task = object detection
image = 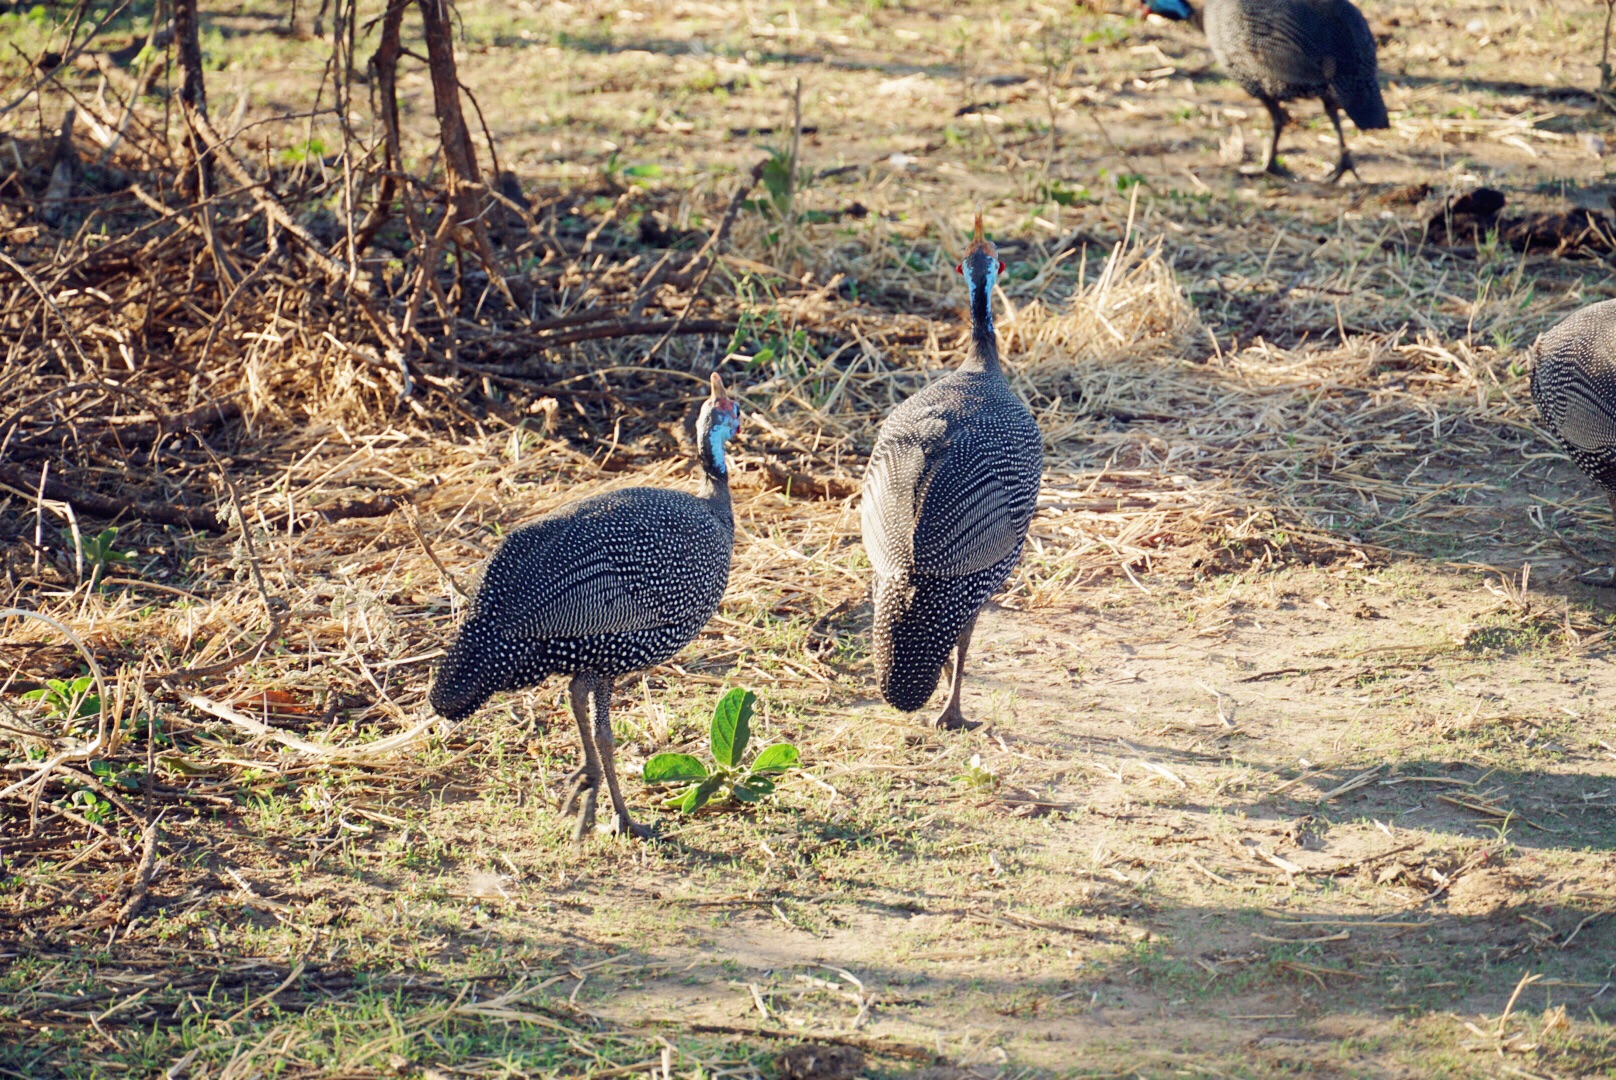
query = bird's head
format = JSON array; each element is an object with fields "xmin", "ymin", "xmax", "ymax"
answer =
[
  {"xmin": 697, "ymin": 372, "xmax": 741, "ymax": 475},
  {"xmin": 956, "ymin": 212, "xmax": 1004, "ymax": 316},
  {"xmin": 1140, "ymin": 0, "xmax": 1195, "ymax": 21}
]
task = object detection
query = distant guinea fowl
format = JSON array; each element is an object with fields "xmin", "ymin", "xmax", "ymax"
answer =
[
  {"xmin": 429, "ymin": 374, "xmax": 741, "ymax": 839},
  {"xmin": 1141, "ymin": 0, "xmax": 1389, "ymax": 182},
  {"xmin": 1530, "ymin": 300, "xmax": 1616, "ymax": 523},
  {"xmin": 861, "ymin": 215, "xmax": 1043, "ymax": 730}
]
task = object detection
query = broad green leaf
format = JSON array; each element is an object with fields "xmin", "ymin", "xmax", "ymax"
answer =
[
  {"xmin": 643, "ymin": 753, "xmax": 709, "ymax": 784},
  {"xmin": 680, "ymin": 774, "xmax": 723, "ymax": 814},
  {"xmin": 709, "ymin": 688, "xmax": 755, "ymax": 769},
  {"xmin": 750, "ymin": 743, "xmax": 798, "ymax": 774},
  {"xmin": 740, "ymin": 775, "xmax": 775, "ymax": 796},
  {"xmin": 731, "ymin": 782, "xmax": 759, "ymax": 804}
]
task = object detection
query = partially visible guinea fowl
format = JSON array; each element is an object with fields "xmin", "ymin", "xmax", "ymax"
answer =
[
  {"xmin": 1530, "ymin": 300, "xmax": 1616, "ymax": 522},
  {"xmin": 1141, "ymin": 0, "xmax": 1389, "ymax": 182},
  {"xmin": 429, "ymin": 374, "xmax": 742, "ymax": 839},
  {"xmin": 861, "ymin": 214, "xmax": 1043, "ymax": 730}
]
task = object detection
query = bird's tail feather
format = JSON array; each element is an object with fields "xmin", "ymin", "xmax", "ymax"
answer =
[
  {"xmin": 872, "ymin": 573, "xmax": 983, "ymax": 714},
  {"xmin": 429, "ymin": 618, "xmax": 497, "ymax": 721},
  {"xmin": 1338, "ymin": 79, "xmax": 1388, "ymax": 130}
]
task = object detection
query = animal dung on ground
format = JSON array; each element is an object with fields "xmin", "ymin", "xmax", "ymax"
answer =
[
  {"xmin": 776, "ymin": 1043, "xmax": 866, "ymax": 1080},
  {"xmin": 1425, "ymin": 188, "xmax": 1616, "ymax": 256}
]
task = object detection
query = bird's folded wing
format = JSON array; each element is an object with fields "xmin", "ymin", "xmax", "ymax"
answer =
[
  {"xmin": 862, "ymin": 416, "xmax": 949, "ymax": 579},
  {"xmin": 910, "ymin": 430, "xmax": 1040, "ymax": 578},
  {"xmin": 483, "ymin": 509, "xmax": 713, "ymax": 639},
  {"xmin": 1560, "ymin": 395, "xmax": 1616, "ymax": 453}
]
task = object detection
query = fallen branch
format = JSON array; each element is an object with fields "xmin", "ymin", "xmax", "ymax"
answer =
[
  {"xmin": 0, "ymin": 462, "xmax": 222, "ymax": 531},
  {"xmin": 113, "ymin": 817, "xmax": 160, "ymax": 928},
  {"xmin": 536, "ymin": 318, "xmax": 732, "ymax": 349},
  {"xmin": 181, "ymin": 693, "xmax": 445, "ymax": 761}
]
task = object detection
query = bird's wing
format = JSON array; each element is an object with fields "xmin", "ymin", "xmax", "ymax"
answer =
[
  {"xmin": 861, "ymin": 412, "xmax": 950, "ymax": 580},
  {"xmin": 1314, "ymin": 0, "xmax": 1379, "ymax": 87},
  {"xmin": 1559, "ymin": 393, "xmax": 1616, "ymax": 454},
  {"xmin": 479, "ymin": 494, "xmax": 722, "ymax": 640},
  {"xmin": 1250, "ymin": 7, "xmax": 1328, "ymax": 86},
  {"xmin": 910, "ymin": 418, "xmax": 1042, "ymax": 578}
]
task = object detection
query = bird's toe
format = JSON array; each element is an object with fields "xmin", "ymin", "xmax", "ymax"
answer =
[
  {"xmin": 560, "ymin": 769, "xmax": 598, "ymax": 817},
  {"xmin": 932, "ymin": 710, "xmax": 982, "ymax": 732},
  {"xmin": 570, "ymin": 787, "xmax": 599, "ymax": 842},
  {"xmin": 606, "ymin": 814, "xmax": 658, "ymax": 840}
]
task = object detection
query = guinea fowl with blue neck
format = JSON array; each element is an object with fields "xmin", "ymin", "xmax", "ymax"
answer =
[
  {"xmin": 429, "ymin": 374, "xmax": 742, "ymax": 840},
  {"xmin": 1141, "ymin": 0, "xmax": 1388, "ymax": 182},
  {"xmin": 861, "ymin": 214, "xmax": 1044, "ymax": 730}
]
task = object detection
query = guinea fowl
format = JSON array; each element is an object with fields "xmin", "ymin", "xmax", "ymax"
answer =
[
  {"xmin": 1530, "ymin": 300, "xmax": 1616, "ymax": 523},
  {"xmin": 1141, "ymin": 0, "xmax": 1389, "ymax": 182},
  {"xmin": 429, "ymin": 374, "xmax": 741, "ymax": 839},
  {"xmin": 861, "ymin": 214, "xmax": 1043, "ymax": 730}
]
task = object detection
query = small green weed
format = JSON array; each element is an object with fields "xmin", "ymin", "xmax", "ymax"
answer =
[
  {"xmin": 280, "ymin": 138, "xmax": 328, "ymax": 165},
  {"xmin": 83, "ymin": 526, "xmax": 136, "ymax": 590},
  {"xmin": 642, "ymin": 688, "xmax": 799, "ymax": 813},
  {"xmin": 22, "ymin": 674, "xmax": 99, "ymax": 725}
]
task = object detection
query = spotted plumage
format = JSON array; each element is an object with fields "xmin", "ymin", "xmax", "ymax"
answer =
[
  {"xmin": 430, "ymin": 374, "xmax": 741, "ymax": 838},
  {"xmin": 861, "ymin": 214, "xmax": 1043, "ymax": 730},
  {"xmin": 1142, "ymin": 0, "xmax": 1388, "ymax": 182},
  {"xmin": 1530, "ymin": 300, "xmax": 1616, "ymax": 520}
]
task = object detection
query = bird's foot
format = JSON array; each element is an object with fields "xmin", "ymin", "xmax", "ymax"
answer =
[
  {"xmin": 1325, "ymin": 155, "xmax": 1361, "ymax": 184},
  {"xmin": 1262, "ymin": 158, "xmax": 1293, "ymax": 179},
  {"xmin": 602, "ymin": 812, "xmax": 657, "ymax": 840},
  {"xmin": 569, "ymin": 785, "xmax": 598, "ymax": 842},
  {"xmin": 559, "ymin": 768, "xmax": 599, "ymax": 816},
  {"xmin": 931, "ymin": 708, "xmax": 982, "ymax": 732}
]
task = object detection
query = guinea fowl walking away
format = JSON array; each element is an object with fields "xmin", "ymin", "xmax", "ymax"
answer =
[
  {"xmin": 429, "ymin": 374, "xmax": 742, "ymax": 839},
  {"xmin": 1530, "ymin": 300, "xmax": 1616, "ymax": 524},
  {"xmin": 1142, "ymin": 0, "xmax": 1388, "ymax": 182},
  {"xmin": 861, "ymin": 214, "xmax": 1043, "ymax": 730}
]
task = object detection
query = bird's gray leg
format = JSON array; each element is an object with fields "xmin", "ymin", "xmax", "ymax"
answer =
[
  {"xmin": 933, "ymin": 613, "xmax": 982, "ymax": 732},
  {"xmin": 1259, "ymin": 97, "xmax": 1290, "ymax": 176},
  {"xmin": 590, "ymin": 677, "xmax": 654, "ymax": 839},
  {"xmin": 562, "ymin": 675, "xmax": 602, "ymax": 840},
  {"xmin": 1322, "ymin": 100, "xmax": 1359, "ymax": 183}
]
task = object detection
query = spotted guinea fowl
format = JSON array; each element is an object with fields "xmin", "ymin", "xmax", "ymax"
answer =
[
  {"xmin": 861, "ymin": 214, "xmax": 1043, "ymax": 730},
  {"xmin": 1530, "ymin": 300, "xmax": 1616, "ymax": 523},
  {"xmin": 429, "ymin": 374, "xmax": 741, "ymax": 839},
  {"xmin": 1141, "ymin": 0, "xmax": 1388, "ymax": 182}
]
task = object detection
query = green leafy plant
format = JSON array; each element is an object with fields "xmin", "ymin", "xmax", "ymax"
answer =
[
  {"xmin": 22, "ymin": 674, "xmax": 100, "ymax": 724},
  {"xmin": 602, "ymin": 149, "xmax": 665, "ymax": 186},
  {"xmin": 89, "ymin": 758, "xmax": 145, "ymax": 791},
  {"xmin": 83, "ymin": 526, "xmax": 136, "ymax": 590},
  {"xmin": 642, "ymin": 688, "xmax": 799, "ymax": 813},
  {"xmin": 747, "ymin": 144, "xmax": 811, "ymax": 223},
  {"xmin": 280, "ymin": 138, "xmax": 327, "ymax": 165},
  {"xmin": 957, "ymin": 753, "xmax": 998, "ymax": 790},
  {"xmin": 56, "ymin": 787, "xmax": 114, "ymax": 825}
]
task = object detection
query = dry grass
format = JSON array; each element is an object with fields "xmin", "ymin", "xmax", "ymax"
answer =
[{"xmin": 4, "ymin": 0, "xmax": 1616, "ymax": 1076}]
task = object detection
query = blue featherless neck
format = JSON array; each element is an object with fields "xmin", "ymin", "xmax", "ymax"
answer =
[{"xmin": 964, "ymin": 269, "xmax": 1001, "ymax": 373}]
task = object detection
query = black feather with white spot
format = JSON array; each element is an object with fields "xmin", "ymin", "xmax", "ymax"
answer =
[{"xmin": 1530, "ymin": 299, "xmax": 1616, "ymax": 514}]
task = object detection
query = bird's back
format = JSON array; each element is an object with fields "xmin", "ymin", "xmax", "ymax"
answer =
[
  {"xmin": 1531, "ymin": 300, "xmax": 1616, "ymax": 492},
  {"xmin": 430, "ymin": 486, "xmax": 733, "ymax": 719},
  {"xmin": 1204, "ymin": 0, "xmax": 1386, "ymax": 127},
  {"xmin": 862, "ymin": 370, "xmax": 1042, "ymax": 711}
]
